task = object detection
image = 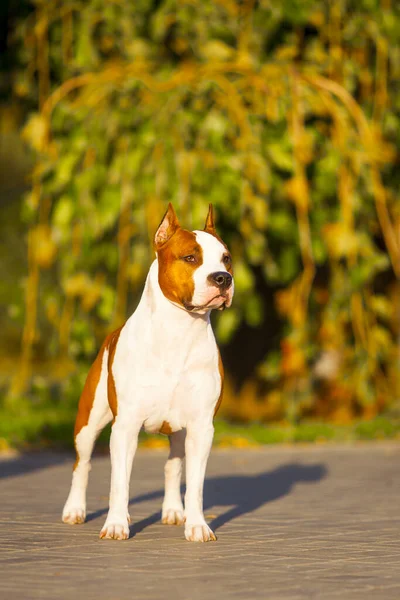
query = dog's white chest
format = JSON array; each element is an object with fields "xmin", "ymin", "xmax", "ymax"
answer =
[{"xmin": 111, "ymin": 275, "xmax": 221, "ymax": 433}]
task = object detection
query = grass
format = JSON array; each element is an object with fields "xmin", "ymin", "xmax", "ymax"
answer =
[
  {"xmin": 1, "ymin": 401, "xmax": 400, "ymax": 453},
  {"xmin": 213, "ymin": 417, "xmax": 400, "ymax": 447}
]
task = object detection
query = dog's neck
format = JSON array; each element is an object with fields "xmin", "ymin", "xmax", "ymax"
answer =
[{"xmin": 137, "ymin": 259, "xmax": 211, "ymax": 330}]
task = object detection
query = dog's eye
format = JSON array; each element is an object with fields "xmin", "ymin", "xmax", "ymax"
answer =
[
  {"xmin": 223, "ymin": 254, "xmax": 231, "ymax": 267},
  {"xmin": 183, "ymin": 255, "xmax": 196, "ymax": 263}
]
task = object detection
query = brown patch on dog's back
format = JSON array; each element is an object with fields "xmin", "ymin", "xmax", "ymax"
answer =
[
  {"xmin": 157, "ymin": 229, "xmax": 203, "ymax": 308},
  {"xmin": 214, "ymin": 349, "xmax": 224, "ymax": 417}
]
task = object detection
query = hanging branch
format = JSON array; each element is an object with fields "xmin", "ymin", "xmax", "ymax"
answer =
[
  {"xmin": 289, "ymin": 69, "xmax": 315, "ymax": 326},
  {"xmin": 303, "ymin": 73, "xmax": 400, "ymax": 278}
]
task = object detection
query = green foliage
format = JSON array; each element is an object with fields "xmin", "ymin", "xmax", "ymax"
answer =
[
  {"xmin": 7, "ymin": 0, "xmax": 400, "ymax": 422},
  {"xmin": 1, "ymin": 394, "xmax": 399, "ymax": 449}
]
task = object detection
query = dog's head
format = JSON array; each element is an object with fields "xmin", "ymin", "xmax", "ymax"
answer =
[{"xmin": 154, "ymin": 204, "xmax": 234, "ymax": 313}]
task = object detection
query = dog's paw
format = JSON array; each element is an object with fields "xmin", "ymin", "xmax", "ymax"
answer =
[
  {"xmin": 62, "ymin": 507, "xmax": 86, "ymax": 525},
  {"xmin": 162, "ymin": 508, "xmax": 185, "ymax": 526},
  {"xmin": 99, "ymin": 520, "xmax": 129, "ymax": 540},
  {"xmin": 185, "ymin": 523, "xmax": 217, "ymax": 542}
]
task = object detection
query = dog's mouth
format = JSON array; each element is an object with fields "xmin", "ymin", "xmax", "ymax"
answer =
[{"xmin": 183, "ymin": 294, "xmax": 228, "ymax": 313}]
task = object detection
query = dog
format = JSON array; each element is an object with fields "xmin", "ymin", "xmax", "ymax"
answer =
[{"xmin": 62, "ymin": 203, "xmax": 234, "ymax": 542}]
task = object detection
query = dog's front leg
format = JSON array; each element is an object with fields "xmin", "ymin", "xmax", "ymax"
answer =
[
  {"xmin": 100, "ymin": 418, "xmax": 141, "ymax": 540},
  {"xmin": 184, "ymin": 422, "xmax": 216, "ymax": 542}
]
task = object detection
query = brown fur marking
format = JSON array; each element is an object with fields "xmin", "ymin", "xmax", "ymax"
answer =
[
  {"xmin": 107, "ymin": 327, "xmax": 123, "ymax": 419},
  {"xmin": 157, "ymin": 229, "xmax": 203, "ymax": 308},
  {"xmin": 73, "ymin": 327, "xmax": 122, "ymax": 470},
  {"xmin": 159, "ymin": 420, "xmax": 173, "ymax": 435},
  {"xmin": 214, "ymin": 348, "xmax": 224, "ymax": 417},
  {"xmin": 74, "ymin": 338, "xmax": 109, "ymax": 439}
]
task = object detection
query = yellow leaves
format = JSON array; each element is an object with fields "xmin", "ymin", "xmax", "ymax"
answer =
[
  {"xmin": 275, "ymin": 46, "xmax": 298, "ymax": 61},
  {"xmin": 368, "ymin": 124, "xmax": 396, "ymax": 165},
  {"xmin": 252, "ymin": 196, "xmax": 268, "ymax": 229},
  {"xmin": 281, "ymin": 340, "xmax": 306, "ymax": 377},
  {"xmin": 0, "ymin": 437, "xmax": 15, "ymax": 455},
  {"xmin": 31, "ymin": 224, "xmax": 57, "ymax": 268},
  {"xmin": 63, "ymin": 273, "xmax": 105, "ymax": 311},
  {"xmin": 212, "ymin": 0, "xmax": 239, "ymax": 17},
  {"xmin": 99, "ymin": 35, "xmax": 115, "ymax": 53},
  {"xmin": 176, "ymin": 149, "xmax": 196, "ymax": 175},
  {"xmin": 275, "ymin": 266, "xmax": 315, "ymax": 330},
  {"xmin": 285, "ymin": 175, "xmax": 309, "ymax": 210},
  {"xmin": 63, "ymin": 273, "xmax": 88, "ymax": 297},
  {"xmin": 218, "ymin": 376, "xmax": 284, "ymax": 423},
  {"xmin": 319, "ymin": 320, "xmax": 343, "ymax": 347},
  {"xmin": 323, "ymin": 222, "xmax": 358, "ymax": 259},
  {"xmin": 275, "ymin": 282, "xmax": 304, "ymax": 327},
  {"xmin": 217, "ymin": 435, "xmax": 257, "ymax": 449},
  {"xmin": 14, "ymin": 76, "xmax": 30, "ymax": 98},
  {"xmin": 275, "ymin": 287, "xmax": 291, "ymax": 317},
  {"xmin": 127, "ymin": 263, "xmax": 146, "ymax": 286},
  {"xmin": 261, "ymin": 64, "xmax": 283, "ymax": 80},
  {"xmin": 296, "ymin": 131, "xmax": 315, "ymax": 165},
  {"xmin": 34, "ymin": 13, "xmax": 48, "ymax": 38},
  {"xmin": 52, "ymin": 196, "xmax": 74, "ymax": 234},
  {"xmin": 171, "ymin": 37, "xmax": 190, "ymax": 56},
  {"xmin": 145, "ymin": 195, "xmax": 164, "ymax": 240},
  {"xmin": 239, "ymin": 212, "xmax": 251, "ymax": 241},
  {"xmin": 24, "ymin": 190, "xmax": 40, "ymax": 212},
  {"xmin": 81, "ymin": 275, "xmax": 105, "ymax": 312},
  {"xmin": 21, "ymin": 113, "xmax": 49, "ymax": 153},
  {"xmin": 243, "ymin": 153, "xmax": 270, "ymax": 195},
  {"xmin": 241, "ymin": 181, "xmax": 269, "ymax": 230},
  {"xmin": 200, "ymin": 40, "xmax": 235, "ymax": 62},
  {"xmin": 45, "ymin": 297, "xmax": 59, "ymax": 327},
  {"xmin": 330, "ymin": 405, "xmax": 354, "ymax": 426},
  {"xmin": 308, "ymin": 10, "xmax": 325, "ymax": 27},
  {"xmin": 198, "ymin": 150, "xmax": 216, "ymax": 169},
  {"xmin": 265, "ymin": 94, "xmax": 280, "ymax": 123},
  {"xmin": 235, "ymin": 50, "xmax": 254, "ymax": 69},
  {"xmin": 369, "ymin": 295, "xmax": 393, "ymax": 321}
]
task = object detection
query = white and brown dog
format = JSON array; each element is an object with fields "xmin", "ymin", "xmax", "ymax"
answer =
[{"xmin": 62, "ymin": 204, "xmax": 234, "ymax": 542}]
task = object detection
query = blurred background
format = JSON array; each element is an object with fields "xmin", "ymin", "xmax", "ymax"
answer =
[{"xmin": 0, "ymin": 0, "xmax": 399, "ymax": 449}]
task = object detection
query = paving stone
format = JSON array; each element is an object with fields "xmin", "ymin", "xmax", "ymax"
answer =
[{"xmin": 0, "ymin": 444, "xmax": 399, "ymax": 599}]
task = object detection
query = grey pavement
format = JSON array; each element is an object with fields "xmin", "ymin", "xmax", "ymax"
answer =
[{"xmin": 0, "ymin": 444, "xmax": 399, "ymax": 600}]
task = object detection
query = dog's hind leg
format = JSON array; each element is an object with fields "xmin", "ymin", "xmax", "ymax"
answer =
[
  {"xmin": 62, "ymin": 340, "xmax": 112, "ymax": 525},
  {"xmin": 162, "ymin": 429, "xmax": 186, "ymax": 525}
]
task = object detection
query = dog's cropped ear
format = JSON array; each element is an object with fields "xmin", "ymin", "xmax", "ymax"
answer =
[
  {"xmin": 204, "ymin": 204, "xmax": 216, "ymax": 235},
  {"xmin": 154, "ymin": 203, "xmax": 180, "ymax": 249}
]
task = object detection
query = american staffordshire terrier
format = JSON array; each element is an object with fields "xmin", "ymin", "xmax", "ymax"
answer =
[{"xmin": 62, "ymin": 204, "xmax": 234, "ymax": 542}]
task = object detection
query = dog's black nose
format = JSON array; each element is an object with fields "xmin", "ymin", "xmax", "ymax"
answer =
[{"xmin": 208, "ymin": 271, "xmax": 232, "ymax": 290}]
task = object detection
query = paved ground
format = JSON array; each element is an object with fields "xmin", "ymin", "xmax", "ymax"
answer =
[{"xmin": 0, "ymin": 444, "xmax": 399, "ymax": 600}]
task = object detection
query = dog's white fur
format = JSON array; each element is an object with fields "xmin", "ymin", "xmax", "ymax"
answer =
[{"xmin": 62, "ymin": 222, "xmax": 233, "ymax": 542}]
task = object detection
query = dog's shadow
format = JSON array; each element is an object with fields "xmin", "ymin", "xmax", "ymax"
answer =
[{"xmin": 87, "ymin": 462, "xmax": 327, "ymax": 537}]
